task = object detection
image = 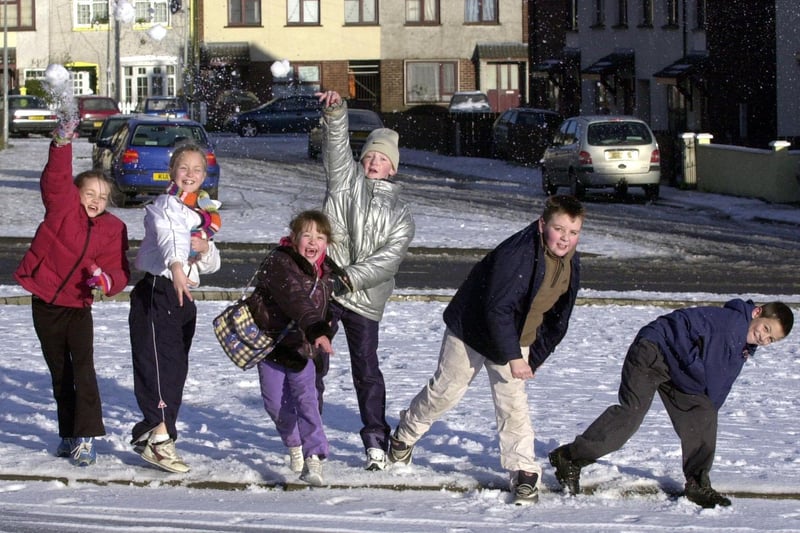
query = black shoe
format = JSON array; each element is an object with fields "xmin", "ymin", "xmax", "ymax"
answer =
[
  {"xmin": 684, "ymin": 479, "xmax": 731, "ymax": 508},
  {"xmin": 512, "ymin": 471, "xmax": 539, "ymax": 505},
  {"xmin": 548, "ymin": 445, "xmax": 582, "ymax": 495}
]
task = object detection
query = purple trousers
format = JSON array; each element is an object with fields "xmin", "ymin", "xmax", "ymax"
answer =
[{"xmin": 258, "ymin": 358, "xmax": 328, "ymax": 459}]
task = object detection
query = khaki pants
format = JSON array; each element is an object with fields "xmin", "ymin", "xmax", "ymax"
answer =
[{"xmin": 396, "ymin": 328, "xmax": 540, "ymax": 477}]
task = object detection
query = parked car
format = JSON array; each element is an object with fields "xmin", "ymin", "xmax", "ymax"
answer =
[
  {"xmin": 6, "ymin": 95, "xmax": 58, "ymax": 136},
  {"xmin": 307, "ymin": 108, "xmax": 384, "ymax": 159},
  {"xmin": 224, "ymin": 95, "xmax": 323, "ymax": 137},
  {"xmin": 136, "ymin": 96, "xmax": 189, "ymax": 119},
  {"xmin": 74, "ymin": 95, "xmax": 120, "ymax": 138},
  {"xmin": 491, "ymin": 107, "xmax": 562, "ymax": 164},
  {"xmin": 448, "ymin": 91, "xmax": 491, "ymax": 113},
  {"xmin": 206, "ymin": 90, "xmax": 260, "ymax": 131},
  {"xmin": 90, "ymin": 114, "xmax": 134, "ymax": 169},
  {"xmin": 540, "ymin": 115, "xmax": 661, "ymax": 201},
  {"xmin": 102, "ymin": 116, "xmax": 219, "ymax": 207}
]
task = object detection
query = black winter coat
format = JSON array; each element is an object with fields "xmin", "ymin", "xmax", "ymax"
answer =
[
  {"xmin": 443, "ymin": 221, "xmax": 580, "ymax": 369},
  {"xmin": 247, "ymin": 246, "xmax": 337, "ymax": 371}
]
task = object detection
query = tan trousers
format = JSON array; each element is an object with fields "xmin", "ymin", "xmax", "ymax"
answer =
[{"xmin": 396, "ymin": 328, "xmax": 540, "ymax": 477}]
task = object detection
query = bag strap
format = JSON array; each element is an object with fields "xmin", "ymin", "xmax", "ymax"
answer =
[{"xmin": 238, "ymin": 249, "xmax": 273, "ymax": 300}]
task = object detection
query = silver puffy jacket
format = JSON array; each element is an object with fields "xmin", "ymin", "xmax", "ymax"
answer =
[{"xmin": 321, "ymin": 102, "xmax": 415, "ymax": 321}]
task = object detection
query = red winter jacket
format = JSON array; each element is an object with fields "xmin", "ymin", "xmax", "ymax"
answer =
[{"xmin": 14, "ymin": 142, "xmax": 130, "ymax": 308}]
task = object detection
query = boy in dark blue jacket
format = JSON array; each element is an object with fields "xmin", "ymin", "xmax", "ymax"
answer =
[
  {"xmin": 389, "ymin": 195, "xmax": 585, "ymax": 505},
  {"xmin": 549, "ymin": 299, "xmax": 793, "ymax": 508}
]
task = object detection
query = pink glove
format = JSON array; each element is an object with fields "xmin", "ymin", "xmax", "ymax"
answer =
[
  {"xmin": 86, "ymin": 264, "xmax": 111, "ymax": 295},
  {"xmin": 53, "ymin": 116, "xmax": 79, "ymax": 145}
]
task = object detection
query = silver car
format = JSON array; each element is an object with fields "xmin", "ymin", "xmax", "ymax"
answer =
[
  {"xmin": 7, "ymin": 95, "xmax": 58, "ymax": 136},
  {"xmin": 540, "ymin": 115, "xmax": 661, "ymax": 200}
]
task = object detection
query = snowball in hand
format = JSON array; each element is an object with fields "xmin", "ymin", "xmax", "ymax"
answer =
[{"xmin": 270, "ymin": 59, "xmax": 291, "ymax": 78}]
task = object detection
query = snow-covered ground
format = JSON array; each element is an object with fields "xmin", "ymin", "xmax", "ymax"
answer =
[{"xmin": 0, "ymin": 137, "xmax": 799, "ymax": 532}]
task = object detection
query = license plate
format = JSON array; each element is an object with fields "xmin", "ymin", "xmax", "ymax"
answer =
[
  {"xmin": 605, "ymin": 150, "xmax": 637, "ymax": 160},
  {"xmin": 93, "ymin": 121, "xmax": 103, "ymax": 127},
  {"xmin": 153, "ymin": 172, "xmax": 170, "ymax": 181},
  {"xmin": 29, "ymin": 116, "xmax": 44, "ymax": 120}
]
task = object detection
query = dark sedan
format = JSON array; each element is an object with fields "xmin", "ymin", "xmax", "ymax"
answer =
[
  {"xmin": 307, "ymin": 108, "xmax": 384, "ymax": 159},
  {"xmin": 491, "ymin": 107, "xmax": 562, "ymax": 164},
  {"xmin": 224, "ymin": 95, "xmax": 322, "ymax": 137}
]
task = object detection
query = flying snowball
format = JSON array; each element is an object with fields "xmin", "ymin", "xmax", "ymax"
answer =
[
  {"xmin": 146, "ymin": 23, "xmax": 167, "ymax": 41},
  {"xmin": 114, "ymin": 1, "xmax": 136, "ymax": 24},
  {"xmin": 44, "ymin": 64, "xmax": 70, "ymax": 91},
  {"xmin": 270, "ymin": 59, "xmax": 291, "ymax": 78}
]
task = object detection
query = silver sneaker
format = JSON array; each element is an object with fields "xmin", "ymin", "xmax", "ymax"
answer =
[
  {"xmin": 141, "ymin": 438, "xmax": 190, "ymax": 474},
  {"xmin": 288, "ymin": 446, "xmax": 304, "ymax": 473},
  {"xmin": 511, "ymin": 471, "xmax": 540, "ymax": 505},
  {"xmin": 301, "ymin": 455, "xmax": 324, "ymax": 486},
  {"xmin": 365, "ymin": 447, "xmax": 387, "ymax": 471}
]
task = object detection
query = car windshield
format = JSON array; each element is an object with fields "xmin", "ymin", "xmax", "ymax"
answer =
[
  {"xmin": 146, "ymin": 99, "xmax": 185, "ymax": 112},
  {"xmin": 84, "ymin": 99, "xmax": 117, "ymax": 111},
  {"xmin": 131, "ymin": 124, "xmax": 205, "ymax": 147},
  {"xmin": 349, "ymin": 112, "xmax": 382, "ymax": 128},
  {"xmin": 587, "ymin": 122, "xmax": 653, "ymax": 146}
]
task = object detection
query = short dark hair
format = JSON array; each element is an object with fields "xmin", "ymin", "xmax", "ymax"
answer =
[
  {"xmin": 542, "ymin": 195, "xmax": 586, "ymax": 223},
  {"xmin": 760, "ymin": 302, "xmax": 794, "ymax": 337},
  {"xmin": 290, "ymin": 210, "xmax": 333, "ymax": 242}
]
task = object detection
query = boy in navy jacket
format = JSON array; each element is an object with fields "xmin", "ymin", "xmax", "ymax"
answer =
[
  {"xmin": 389, "ymin": 195, "xmax": 585, "ymax": 505},
  {"xmin": 549, "ymin": 299, "xmax": 793, "ymax": 508}
]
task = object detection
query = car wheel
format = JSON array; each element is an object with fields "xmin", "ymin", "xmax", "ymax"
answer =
[
  {"xmin": 569, "ymin": 171, "xmax": 585, "ymax": 199},
  {"xmin": 541, "ymin": 168, "xmax": 558, "ymax": 196},
  {"xmin": 643, "ymin": 184, "xmax": 660, "ymax": 202},
  {"xmin": 239, "ymin": 121, "xmax": 259, "ymax": 137}
]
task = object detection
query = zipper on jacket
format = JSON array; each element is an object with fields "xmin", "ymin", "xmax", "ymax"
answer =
[{"xmin": 50, "ymin": 219, "xmax": 94, "ymax": 304}]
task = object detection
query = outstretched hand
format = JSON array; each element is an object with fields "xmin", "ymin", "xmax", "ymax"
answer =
[{"xmin": 316, "ymin": 90, "xmax": 342, "ymax": 108}]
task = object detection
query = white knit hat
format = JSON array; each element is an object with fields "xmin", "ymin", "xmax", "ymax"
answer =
[{"xmin": 360, "ymin": 128, "xmax": 400, "ymax": 170}]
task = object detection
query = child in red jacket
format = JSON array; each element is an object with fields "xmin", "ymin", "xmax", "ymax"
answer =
[{"xmin": 14, "ymin": 117, "xmax": 130, "ymax": 467}]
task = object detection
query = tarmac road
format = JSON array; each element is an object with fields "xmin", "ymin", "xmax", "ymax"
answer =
[{"xmin": 1, "ymin": 237, "xmax": 796, "ymax": 296}]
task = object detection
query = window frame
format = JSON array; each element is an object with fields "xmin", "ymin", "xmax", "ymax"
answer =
[
  {"xmin": 615, "ymin": 0, "xmax": 628, "ymax": 27},
  {"xmin": 287, "ymin": 0, "xmax": 320, "ymax": 25},
  {"xmin": 464, "ymin": 0, "xmax": 498, "ymax": 24},
  {"xmin": 592, "ymin": 0, "xmax": 605, "ymax": 28},
  {"xmin": 344, "ymin": 0, "xmax": 378, "ymax": 25},
  {"xmin": 405, "ymin": 60, "xmax": 457, "ymax": 104},
  {"xmin": 405, "ymin": 0, "xmax": 440, "ymax": 25},
  {"xmin": 228, "ymin": 0, "xmax": 262, "ymax": 26},
  {"xmin": 566, "ymin": 0, "xmax": 578, "ymax": 31},
  {"xmin": 74, "ymin": 0, "xmax": 109, "ymax": 27},
  {"xmin": 639, "ymin": 0, "xmax": 653, "ymax": 27},
  {"xmin": 664, "ymin": 0, "xmax": 678, "ymax": 27}
]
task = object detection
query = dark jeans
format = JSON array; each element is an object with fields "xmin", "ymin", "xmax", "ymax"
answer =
[
  {"xmin": 128, "ymin": 274, "xmax": 196, "ymax": 442},
  {"xmin": 32, "ymin": 297, "xmax": 105, "ymax": 438},
  {"xmin": 316, "ymin": 301, "xmax": 390, "ymax": 452},
  {"xmin": 569, "ymin": 339, "xmax": 718, "ymax": 484}
]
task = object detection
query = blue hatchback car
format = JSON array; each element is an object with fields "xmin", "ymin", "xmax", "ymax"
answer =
[{"xmin": 103, "ymin": 116, "xmax": 220, "ymax": 207}]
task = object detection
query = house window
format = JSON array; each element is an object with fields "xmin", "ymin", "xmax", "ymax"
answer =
[
  {"xmin": 288, "ymin": 0, "xmax": 320, "ymax": 24},
  {"xmin": 133, "ymin": 1, "xmax": 169, "ymax": 25},
  {"xmin": 695, "ymin": 0, "xmax": 706, "ymax": 29},
  {"xmin": 75, "ymin": 0, "xmax": 109, "ymax": 26},
  {"xmin": 665, "ymin": 0, "xmax": 678, "ymax": 26},
  {"xmin": 593, "ymin": 0, "xmax": 605, "ymax": 27},
  {"xmin": 124, "ymin": 64, "xmax": 177, "ymax": 103},
  {"xmin": 229, "ymin": 0, "xmax": 261, "ymax": 25},
  {"xmin": 406, "ymin": 0, "xmax": 439, "ymax": 24},
  {"xmin": 616, "ymin": 0, "xmax": 628, "ymax": 26},
  {"xmin": 566, "ymin": 0, "xmax": 578, "ymax": 31},
  {"xmin": 344, "ymin": 0, "xmax": 377, "ymax": 24},
  {"xmin": 464, "ymin": 0, "xmax": 497, "ymax": 23},
  {"xmin": 2, "ymin": 0, "xmax": 34, "ymax": 29},
  {"xmin": 640, "ymin": 0, "xmax": 652, "ymax": 26},
  {"xmin": 405, "ymin": 61, "xmax": 456, "ymax": 103}
]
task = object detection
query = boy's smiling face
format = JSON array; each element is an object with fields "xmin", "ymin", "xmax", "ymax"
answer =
[
  {"xmin": 170, "ymin": 151, "xmax": 207, "ymax": 194},
  {"xmin": 540, "ymin": 212, "xmax": 583, "ymax": 257},
  {"xmin": 747, "ymin": 307, "xmax": 786, "ymax": 346}
]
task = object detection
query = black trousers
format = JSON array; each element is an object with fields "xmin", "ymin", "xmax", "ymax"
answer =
[
  {"xmin": 129, "ymin": 274, "xmax": 196, "ymax": 442},
  {"xmin": 316, "ymin": 301, "xmax": 390, "ymax": 452},
  {"xmin": 32, "ymin": 297, "xmax": 105, "ymax": 438},
  {"xmin": 569, "ymin": 339, "xmax": 718, "ymax": 485}
]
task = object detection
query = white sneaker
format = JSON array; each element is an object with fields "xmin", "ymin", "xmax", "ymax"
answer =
[
  {"xmin": 365, "ymin": 447, "xmax": 387, "ymax": 471},
  {"xmin": 301, "ymin": 455, "xmax": 324, "ymax": 486},
  {"xmin": 288, "ymin": 446, "xmax": 304, "ymax": 473},
  {"xmin": 141, "ymin": 438, "xmax": 190, "ymax": 474}
]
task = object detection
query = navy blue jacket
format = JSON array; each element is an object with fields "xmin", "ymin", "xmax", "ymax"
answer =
[
  {"xmin": 443, "ymin": 221, "xmax": 580, "ymax": 369},
  {"xmin": 637, "ymin": 298, "xmax": 756, "ymax": 409}
]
